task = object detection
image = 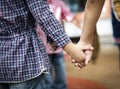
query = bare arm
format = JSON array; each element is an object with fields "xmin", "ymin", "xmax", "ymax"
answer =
[
  {"xmin": 72, "ymin": 0, "xmax": 105, "ymax": 66},
  {"xmin": 63, "ymin": 0, "xmax": 105, "ymax": 67},
  {"xmin": 80, "ymin": 0, "xmax": 105, "ymax": 45}
]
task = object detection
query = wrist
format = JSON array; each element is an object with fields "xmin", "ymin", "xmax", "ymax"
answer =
[
  {"xmin": 62, "ymin": 41, "xmax": 74, "ymax": 52},
  {"xmin": 79, "ymin": 37, "xmax": 93, "ymax": 45},
  {"xmin": 80, "ymin": 31, "xmax": 95, "ymax": 45},
  {"xmin": 62, "ymin": 41, "xmax": 76, "ymax": 57}
]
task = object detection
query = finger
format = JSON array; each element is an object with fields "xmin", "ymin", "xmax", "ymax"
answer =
[
  {"xmin": 74, "ymin": 63, "xmax": 78, "ymax": 67},
  {"xmin": 71, "ymin": 59, "xmax": 76, "ymax": 63},
  {"xmin": 85, "ymin": 51, "xmax": 92, "ymax": 65},
  {"xmin": 80, "ymin": 45, "xmax": 94, "ymax": 51},
  {"xmin": 76, "ymin": 60, "xmax": 86, "ymax": 66},
  {"xmin": 84, "ymin": 45, "xmax": 94, "ymax": 51},
  {"xmin": 75, "ymin": 57, "xmax": 86, "ymax": 63},
  {"xmin": 86, "ymin": 56, "xmax": 92, "ymax": 65},
  {"xmin": 79, "ymin": 62, "xmax": 86, "ymax": 66},
  {"xmin": 77, "ymin": 63, "xmax": 85, "ymax": 68}
]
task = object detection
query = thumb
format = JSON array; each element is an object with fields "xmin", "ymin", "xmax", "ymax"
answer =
[
  {"xmin": 85, "ymin": 51, "xmax": 92, "ymax": 65},
  {"xmin": 81, "ymin": 45, "xmax": 94, "ymax": 51}
]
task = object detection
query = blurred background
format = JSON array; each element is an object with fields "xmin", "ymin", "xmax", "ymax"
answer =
[{"xmin": 62, "ymin": 0, "xmax": 120, "ymax": 89}]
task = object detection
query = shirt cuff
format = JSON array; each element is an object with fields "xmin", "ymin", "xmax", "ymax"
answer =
[{"xmin": 54, "ymin": 33, "xmax": 71, "ymax": 48}]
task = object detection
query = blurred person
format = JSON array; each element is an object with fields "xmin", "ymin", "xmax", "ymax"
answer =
[
  {"xmin": 0, "ymin": 0, "xmax": 93, "ymax": 89},
  {"xmin": 111, "ymin": 11, "xmax": 120, "ymax": 68},
  {"xmin": 112, "ymin": 0, "xmax": 120, "ymax": 68},
  {"xmin": 37, "ymin": 0, "xmax": 82, "ymax": 89},
  {"xmin": 112, "ymin": 0, "xmax": 120, "ymax": 21}
]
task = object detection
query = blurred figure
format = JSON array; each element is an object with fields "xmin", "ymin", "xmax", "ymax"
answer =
[
  {"xmin": 37, "ymin": 0, "xmax": 81, "ymax": 89},
  {"xmin": 112, "ymin": 0, "xmax": 120, "ymax": 21},
  {"xmin": 112, "ymin": 0, "xmax": 120, "ymax": 68}
]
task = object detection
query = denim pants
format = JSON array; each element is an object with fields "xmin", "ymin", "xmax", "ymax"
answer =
[
  {"xmin": 45, "ymin": 52, "xmax": 67, "ymax": 89},
  {"xmin": 0, "ymin": 74, "xmax": 45, "ymax": 89}
]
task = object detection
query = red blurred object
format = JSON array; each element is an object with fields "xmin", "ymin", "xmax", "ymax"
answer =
[{"xmin": 67, "ymin": 76, "xmax": 108, "ymax": 89}]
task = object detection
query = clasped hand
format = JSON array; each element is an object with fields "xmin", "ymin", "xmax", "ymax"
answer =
[{"xmin": 68, "ymin": 42, "xmax": 93, "ymax": 70}]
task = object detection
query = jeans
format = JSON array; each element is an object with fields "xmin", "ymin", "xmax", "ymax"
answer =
[
  {"xmin": 45, "ymin": 52, "xmax": 67, "ymax": 89},
  {"xmin": 0, "ymin": 74, "xmax": 45, "ymax": 89}
]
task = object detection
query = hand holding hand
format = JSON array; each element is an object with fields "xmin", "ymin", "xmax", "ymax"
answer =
[
  {"xmin": 63, "ymin": 41, "xmax": 93, "ymax": 70},
  {"xmin": 71, "ymin": 49, "xmax": 93, "ymax": 70},
  {"xmin": 71, "ymin": 42, "xmax": 93, "ymax": 70}
]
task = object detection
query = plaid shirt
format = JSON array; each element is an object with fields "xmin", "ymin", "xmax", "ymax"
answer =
[
  {"xmin": 37, "ymin": 0, "xmax": 74, "ymax": 54},
  {"xmin": 0, "ymin": 0, "xmax": 70, "ymax": 83}
]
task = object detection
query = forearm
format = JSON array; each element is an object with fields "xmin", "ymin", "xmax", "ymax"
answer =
[
  {"xmin": 62, "ymin": 41, "xmax": 75, "ymax": 57},
  {"xmin": 80, "ymin": 0, "xmax": 105, "ymax": 45}
]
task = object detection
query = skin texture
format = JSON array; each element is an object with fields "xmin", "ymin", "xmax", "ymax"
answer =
[{"xmin": 63, "ymin": 0, "xmax": 105, "ymax": 69}]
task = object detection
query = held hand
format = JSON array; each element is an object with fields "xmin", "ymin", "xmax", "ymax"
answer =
[
  {"xmin": 63, "ymin": 41, "xmax": 93, "ymax": 70},
  {"xmin": 63, "ymin": 42, "xmax": 91, "ymax": 63},
  {"xmin": 71, "ymin": 43, "xmax": 93, "ymax": 70},
  {"xmin": 69, "ymin": 42, "xmax": 93, "ymax": 63},
  {"xmin": 78, "ymin": 41, "xmax": 93, "ymax": 64},
  {"xmin": 71, "ymin": 50, "xmax": 93, "ymax": 70},
  {"xmin": 71, "ymin": 59, "xmax": 86, "ymax": 70},
  {"xmin": 85, "ymin": 50, "xmax": 93, "ymax": 65}
]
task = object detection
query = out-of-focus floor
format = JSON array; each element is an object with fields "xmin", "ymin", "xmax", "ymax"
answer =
[{"xmin": 65, "ymin": 35, "xmax": 120, "ymax": 89}]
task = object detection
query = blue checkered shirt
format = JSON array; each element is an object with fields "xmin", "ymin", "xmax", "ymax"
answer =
[{"xmin": 0, "ymin": 0, "xmax": 70, "ymax": 83}]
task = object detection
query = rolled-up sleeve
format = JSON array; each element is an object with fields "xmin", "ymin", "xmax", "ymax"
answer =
[{"xmin": 25, "ymin": 0, "xmax": 71, "ymax": 48}]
